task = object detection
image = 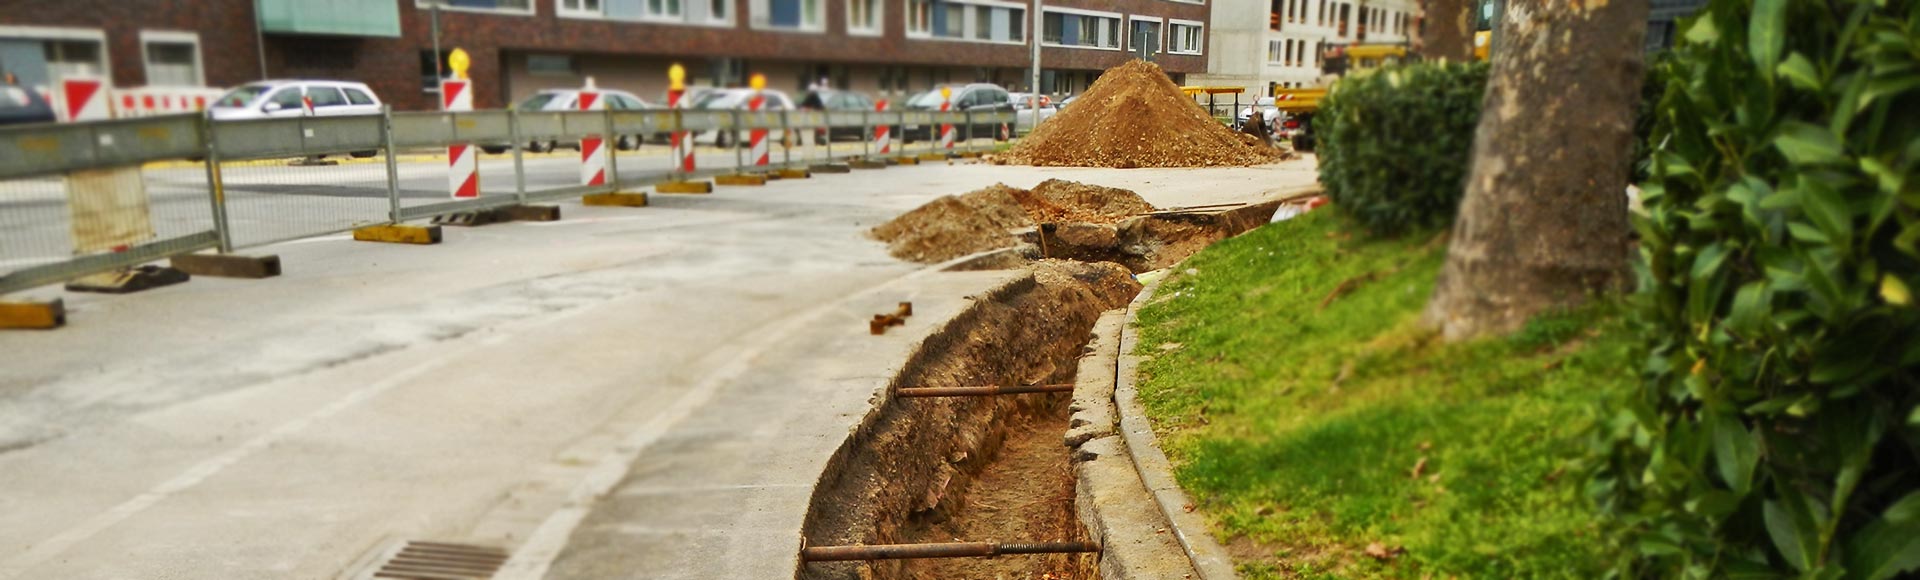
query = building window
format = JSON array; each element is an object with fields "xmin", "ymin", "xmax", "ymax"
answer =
[
  {"xmin": 908, "ymin": 0, "xmax": 932, "ymax": 35},
  {"xmin": 1317, "ymin": 0, "xmax": 1327, "ymax": 25},
  {"xmin": 1041, "ymin": 10, "xmax": 1120, "ymax": 49},
  {"xmin": 849, "ymin": 0, "xmax": 881, "ymax": 34},
  {"xmin": 754, "ymin": 0, "xmax": 824, "ymax": 30},
  {"xmin": 139, "ymin": 32, "xmax": 203, "ymax": 86},
  {"xmin": 44, "ymin": 39, "xmax": 105, "ymax": 81},
  {"xmin": 1127, "ymin": 17, "xmax": 1162, "ymax": 53},
  {"xmin": 647, "ymin": 0, "xmax": 683, "ymax": 17},
  {"xmin": 527, "ymin": 54, "xmax": 574, "ymax": 76},
  {"xmin": 1266, "ymin": 40, "xmax": 1284, "ymax": 64},
  {"xmin": 1168, "ymin": 21, "xmax": 1201, "ymax": 55},
  {"xmin": 559, "ymin": 0, "xmax": 602, "ymax": 16},
  {"xmin": 418, "ymin": 0, "xmax": 534, "ymax": 13},
  {"xmin": 935, "ymin": 3, "xmax": 964, "ymax": 37},
  {"xmin": 973, "ymin": 5, "xmax": 992, "ymax": 40},
  {"xmin": 1006, "ymin": 8, "xmax": 1023, "ymax": 41}
]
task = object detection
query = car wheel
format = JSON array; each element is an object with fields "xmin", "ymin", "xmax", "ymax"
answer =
[
  {"xmin": 350, "ymin": 150, "xmax": 377, "ymax": 159},
  {"xmin": 615, "ymin": 135, "xmax": 639, "ymax": 151},
  {"xmin": 716, "ymin": 131, "xmax": 733, "ymax": 148},
  {"xmin": 480, "ymin": 145, "xmax": 509, "ymax": 155},
  {"xmin": 527, "ymin": 140, "xmax": 553, "ymax": 153}
]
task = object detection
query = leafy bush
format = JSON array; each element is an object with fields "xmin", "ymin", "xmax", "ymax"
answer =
[
  {"xmin": 1317, "ymin": 61, "xmax": 1488, "ymax": 235},
  {"xmin": 1592, "ymin": 0, "xmax": 1920, "ymax": 577}
]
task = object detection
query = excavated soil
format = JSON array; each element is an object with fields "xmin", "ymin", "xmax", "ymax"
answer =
[
  {"xmin": 798, "ymin": 261, "xmax": 1142, "ymax": 580},
  {"xmin": 870, "ymin": 180, "xmax": 1154, "ymax": 264},
  {"xmin": 998, "ymin": 60, "xmax": 1284, "ymax": 168}
]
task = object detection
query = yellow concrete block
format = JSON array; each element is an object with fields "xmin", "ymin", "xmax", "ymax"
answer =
[
  {"xmin": 582, "ymin": 192, "xmax": 651, "ymax": 207},
  {"xmin": 776, "ymin": 168, "xmax": 812, "ymax": 179},
  {"xmin": 656, "ymin": 180, "xmax": 715, "ymax": 194},
  {"xmin": 0, "ymin": 299, "xmax": 65, "ymax": 330},
  {"xmin": 895, "ymin": 156, "xmax": 921, "ymax": 165},
  {"xmin": 918, "ymin": 152, "xmax": 951, "ymax": 161},
  {"xmin": 714, "ymin": 174, "xmax": 769, "ymax": 186},
  {"xmin": 353, "ymin": 224, "xmax": 442, "ymax": 245}
]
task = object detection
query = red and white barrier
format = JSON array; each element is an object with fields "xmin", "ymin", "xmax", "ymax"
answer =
[
  {"xmin": 443, "ymin": 78, "xmax": 478, "ymax": 199},
  {"xmin": 113, "ymin": 87, "xmax": 225, "ymax": 118},
  {"xmin": 873, "ymin": 100, "xmax": 890, "ymax": 155},
  {"xmin": 669, "ymin": 89, "xmax": 693, "ymax": 175},
  {"xmin": 748, "ymin": 91, "xmax": 769, "ymax": 168},
  {"xmin": 578, "ymin": 81, "xmax": 607, "ymax": 186},
  {"xmin": 939, "ymin": 99, "xmax": 955, "ymax": 151},
  {"xmin": 57, "ymin": 78, "xmax": 110, "ymax": 123}
]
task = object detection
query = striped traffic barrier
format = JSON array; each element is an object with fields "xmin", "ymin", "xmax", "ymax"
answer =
[
  {"xmin": 749, "ymin": 75, "xmax": 770, "ymax": 169},
  {"xmin": 939, "ymin": 86, "xmax": 955, "ymax": 153},
  {"xmin": 578, "ymin": 78, "xmax": 607, "ymax": 187},
  {"xmin": 656, "ymin": 63, "xmax": 712, "ymax": 194},
  {"xmin": 443, "ymin": 76, "xmax": 476, "ymax": 199},
  {"xmin": 873, "ymin": 100, "xmax": 890, "ymax": 155}
]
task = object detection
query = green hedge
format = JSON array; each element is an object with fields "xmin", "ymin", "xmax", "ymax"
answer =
[
  {"xmin": 1593, "ymin": 0, "xmax": 1920, "ymax": 576},
  {"xmin": 1317, "ymin": 61, "xmax": 1489, "ymax": 235}
]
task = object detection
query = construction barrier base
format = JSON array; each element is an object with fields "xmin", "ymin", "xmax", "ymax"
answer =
[
  {"xmin": 65, "ymin": 265, "xmax": 191, "ymax": 294},
  {"xmin": 353, "ymin": 224, "xmax": 443, "ymax": 245},
  {"xmin": 777, "ymin": 168, "xmax": 813, "ymax": 179},
  {"xmin": 656, "ymin": 180, "xmax": 714, "ymax": 194},
  {"xmin": 714, "ymin": 174, "xmax": 769, "ymax": 186},
  {"xmin": 0, "ymin": 299, "xmax": 65, "ymax": 330},
  {"xmin": 918, "ymin": 153, "xmax": 951, "ymax": 161},
  {"xmin": 169, "ymin": 253, "xmax": 282, "ymax": 279},
  {"xmin": 582, "ymin": 192, "xmax": 651, "ymax": 207},
  {"xmin": 956, "ymin": 152, "xmax": 983, "ymax": 159},
  {"xmin": 434, "ymin": 204, "xmax": 563, "ymax": 226},
  {"xmin": 809, "ymin": 163, "xmax": 852, "ymax": 174},
  {"xmin": 848, "ymin": 159, "xmax": 887, "ymax": 170},
  {"xmin": 894, "ymin": 156, "xmax": 920, "ymax": 166}
]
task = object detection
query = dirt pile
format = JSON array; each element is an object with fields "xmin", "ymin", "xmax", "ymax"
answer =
[
  {"xmin": 999, "ymin": 60, "xmax": 1283, "ymax": 168},
  {"xmin": 870, "ymin": 181, "xmax": 1155, "ymax": 263}
]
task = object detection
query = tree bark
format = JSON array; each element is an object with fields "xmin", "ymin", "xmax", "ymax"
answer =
[
  {"xmin": 1423, "ymin": 0, "xmax": 1647, "ymax": 341},
  {"xmin": 1418, "ymin": 0, "xmax": 1477, "ymax": 62}
]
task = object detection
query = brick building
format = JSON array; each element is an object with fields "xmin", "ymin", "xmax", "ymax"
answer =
[{"xmin": 0, "ymin": 0, "xmax": 1210, "ymax": 111}]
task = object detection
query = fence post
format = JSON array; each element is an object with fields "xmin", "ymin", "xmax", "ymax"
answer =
[
  {"xmin": 732, "ymin": 109, "xmax": 745, "ymax": 173},
  {"xmin": 965, "ymin": 110, "xmax": 975, "ymax": 153},
  {"xmin": 200, "ymin": 112, "xmax": 234, "ymax": 253},
  {"xmin": 380, "ymin": 105, "xmax": 402, "ymax": 224},
  {"xmin": 780, "ymin": 110, "xmax": 793, "ymax": 168},
  {"xmin": 862, "ymin": 110, "xmax": 871, "ymax": 159},
  {"xmin": 510, "ymin": 109, "xmax": 528, "ymax": 200},
  {"xmin": 823, "ymin": 114, "xmax": 834, "ymax": 163},
  {"xmin": 602, "ymin": 108, "xmax": 620, "ymax": 194}
]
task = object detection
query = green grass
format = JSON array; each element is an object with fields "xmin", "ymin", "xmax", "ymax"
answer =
[{"xmin": 1134, "ymin": 210, "xmax": 1636, "ymax": 578}]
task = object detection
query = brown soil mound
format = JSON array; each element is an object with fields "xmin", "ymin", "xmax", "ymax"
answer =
[
  {"xmin": 1000, "ymin": 60, "xmax": 1283, "ymax": 168},
  {"xmin": 871, "ymin": 181, "xmax": 1155, "ymax": 263}
]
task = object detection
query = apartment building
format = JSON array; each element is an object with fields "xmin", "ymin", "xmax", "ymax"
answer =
[
  {"xmin": 1, "ymin": 0, "xmax": 1209, "ymax": 111},
  {"xmin": 1190, "ymin": 0, "xmax": 1415, "ymax": 98}
]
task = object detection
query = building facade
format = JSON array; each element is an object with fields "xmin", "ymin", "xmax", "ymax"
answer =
[
  {"xmin": 1189, "ymin": 0, "xmax": 1416, "ymax": 99},
  {"xmin": 0, "ymin": 0, "xmax": 1210, "ymax": 111}
]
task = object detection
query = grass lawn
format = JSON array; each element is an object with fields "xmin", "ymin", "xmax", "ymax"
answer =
[{"xmin": 1133, "ymin": 209, "xmax": 1637, "ymax": 578}]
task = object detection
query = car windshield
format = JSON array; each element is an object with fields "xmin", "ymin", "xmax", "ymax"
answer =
[
  {"xmin": 518, "ymin": 93, "xmax": 564, "ymax": 111},
  {"xmin": 907, "ymin": 88, "xmax": 960, "ymax": 108},
  {"xmin": 699, "ymin": 91, "xmax": 750, "ymax": 109},
  {"xmin": 213, "ymin": 85, "xmax": 273, "ymax": 108}
]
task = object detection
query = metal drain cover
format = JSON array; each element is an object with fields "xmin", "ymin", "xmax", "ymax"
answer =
[{"xmin": 367, "ymin": 540, "xmax": 509, "ymax": 580}]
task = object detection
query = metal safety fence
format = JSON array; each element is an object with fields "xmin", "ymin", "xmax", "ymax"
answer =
[{"xmin": 0, "ymin": 108, "xmax": 1014, "ymax": 295}]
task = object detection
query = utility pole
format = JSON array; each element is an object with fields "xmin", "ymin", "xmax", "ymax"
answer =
[
  {"xmin": 431, "ymin": 1, "xmax": 444, "ymax": 83},
  {"xmin": 253, "ymin": 0, "xmax": 268, "ymax": 79},
  {"xmin": 1029, "ymin": 0, "xmax": 1041, "ymax": 97}
]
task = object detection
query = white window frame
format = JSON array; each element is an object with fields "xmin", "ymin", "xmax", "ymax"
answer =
[
  {"xmin": 910, "ymin": 0, "xmax": 1026, "ymax": 45},
  {"xmin": 1039, "ymin": 7, "xmax": 1122, "ymax": 51},
  {"xmin": 0, "ymin": 25, "xmax": 111, "ymax": 87},
  {"xmin": 557, "ymin": 0, "xmax": 604, "ymax": 18},
  {"xmin": 1125, "ymin": 15, "xmax": 1164, "ymax": 53},
  {"xmin": 750, "ymin": 0, "xmax": 828, "ymax": 32},
  {"xmin": 138, "ymin": 30, "xmax": 205, "ymax": 87},
  {"xmin": 414, "ymin": 0, "xmax": 537, "ymax": 16},
  {"xmin": 1167, "ymin": 19, "xmax": 1203, "ymax": 55},
  {"xmin": 906, "ymin": 0, "xmax": 933, "ymax": 38},
  {"xmin": 848, "ymin": 0, "xmax": 883, "ymax": 36}
]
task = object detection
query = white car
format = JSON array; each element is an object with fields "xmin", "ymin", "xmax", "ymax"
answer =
[
  {"xmin": 690, "ymin": 88, "xmax": 795, "ymax": 147},
  {"xmin": 507, "ymin": 88, "xmax": 656, "ymax": 153},
  {"xmin": 209, "ymin": 80, "xmax": 383, "ymax": 121},
  {"xmin": 1235, "ymin": 96, "xmax": 1280, "ymax": 131},
  {"xmin": 1009, "ymin": 92, "xmax": 1056, "ymax": 134}
]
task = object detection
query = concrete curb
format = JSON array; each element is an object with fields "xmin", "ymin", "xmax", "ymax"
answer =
[{"xmin": 1113, "ymin": 275, "xmax": 1241, "ymax": 580}]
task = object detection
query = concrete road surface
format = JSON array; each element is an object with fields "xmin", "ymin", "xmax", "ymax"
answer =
[{"xmin": 0, "ymin": 157, "xmax": 1317, "ymax": 579}]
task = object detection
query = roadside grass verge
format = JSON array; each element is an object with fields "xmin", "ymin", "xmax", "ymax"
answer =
[{"xmin": 1133, "ymin": 209, "xmax": 1635, "ymax": 578}]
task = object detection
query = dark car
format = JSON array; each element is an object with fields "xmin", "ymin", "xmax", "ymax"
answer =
[
  {"xmin": 0, "ymin": 85, "xmax": 56, "ymax": 126},
  {"xmin": 900, "ymin": 83, "xmax": 1013, "ymax": 143},
  {"xmin": 798, "ymin": 88, "xmax": 888, "ymax": 144}
]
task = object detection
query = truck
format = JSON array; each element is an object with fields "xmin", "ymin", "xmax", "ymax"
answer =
[{"xmin": 1274, "ymin": 29, "xmax": 1491, "ymax": 151}]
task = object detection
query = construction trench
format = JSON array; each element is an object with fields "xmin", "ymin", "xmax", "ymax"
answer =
[{"xmin": 793, "ymin": 187, "xmax": 1292, "ymax": 580}]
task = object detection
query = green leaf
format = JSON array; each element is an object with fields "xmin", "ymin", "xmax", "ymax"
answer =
[
  {"xmin": 1710, "ymin": 412, "xmax": 1758, "ymax": 494},
  {"xmin": 1750, "ymin": 0, "xmax": 1788, "ymax": 78},
  {"xmin": 1775, "ymin": 122, "xmax": 1849, "ymax": 165},
  {"xmin": 1861, "ymin": 73, "xmax": 1920, "ymax": 108},
  {"xmin": 1882, "ymin": 275, "xmax": 1911, "ymax": 306},
  {"xmin": 1766, "ymin": 500, "xmax": 1816, "ymax": 572},
  {"xmin": 1886, "ymin": 492, "xmax": 1920, "ymax": 523},
  {"xmin": 1686, "ymin": 15, "xmax": 1722, "ymax": 45},
  {"xmin": 1779, "ymin": 53, "xmax": 1823, "ymax": 91},
  {"xmin": 1844, "ymin": 511, "xmax": 1920, "ymax": 580},
  {"xmin": 1728, "ymin": 281, "xmax": 1774, "ymax": 336}
]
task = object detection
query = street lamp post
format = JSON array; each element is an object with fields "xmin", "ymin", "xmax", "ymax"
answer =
[{"xmin": 1029, "ymin": 0, "xmax": 1041, "ymax": 99}]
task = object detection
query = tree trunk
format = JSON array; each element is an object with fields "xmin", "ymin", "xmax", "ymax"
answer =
[
  {"xmin": 1423, "ymin": 0, "xmax": 1647, "ymax": 341},
  {"xmin": 1418, "ymin": 0, "xmax": 1477, "ymax": 62}
]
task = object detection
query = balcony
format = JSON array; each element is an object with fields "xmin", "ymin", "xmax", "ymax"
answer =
[{"xmin": 258, "ymin": 0, "xmax": 403, "ymax": 37}]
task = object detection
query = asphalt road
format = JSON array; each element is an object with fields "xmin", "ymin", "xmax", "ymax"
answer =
[{"xmin": 0, "ymin": 157, "xmax": 1317, "ymax": 579}]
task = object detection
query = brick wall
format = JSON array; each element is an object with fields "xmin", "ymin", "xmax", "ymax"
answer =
[{"xmin": 1, "ymin": 0, "xmax": 263, "ymax": 89}]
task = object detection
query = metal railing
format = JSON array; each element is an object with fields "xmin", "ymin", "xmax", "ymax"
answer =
[{"xmin": 0, "ymin": 108, "xmax": 1016, "ymax": 295}]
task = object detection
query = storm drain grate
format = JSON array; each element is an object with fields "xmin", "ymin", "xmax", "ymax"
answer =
[{"xmin": 369, "ymin": 540, "xmax": 510, "ymax": 580}]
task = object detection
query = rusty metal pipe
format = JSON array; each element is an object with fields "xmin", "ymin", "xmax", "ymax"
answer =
[
  {"xmin": 893, "ymin": 384, "xmax": 1076, "ymax": 397},
  {"xmin": 801, "ymin": 541, "xmax": 1100, "ymax": 562}
]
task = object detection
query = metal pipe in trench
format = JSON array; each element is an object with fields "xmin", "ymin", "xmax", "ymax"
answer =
[
  {"xmin": 801, "ymin": 541, "xmax": 1100, "ymax": 562},
  {"xmin": 892, "ymin": 384, "xmax": 1076, "ymax": 398}
]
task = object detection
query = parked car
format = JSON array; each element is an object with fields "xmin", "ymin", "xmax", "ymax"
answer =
[
  {"xmin": 210, "ymin": 80, "xmax": 384, "ymax": 157},
  {"xmin": 1055, "ymin": 94, "xmax": 1080, "ymax": 109},
  {"xmin": 1234, "ymin": 96, "xmax": 1279, "ymax": 131},
  {"xmin": 487, "ymin": 88, "xmax": 656, "ymax": 154},
  {"xmin": 900, "ymin": 83, "xmax": 1013, "ymax": 143},
  {"xmin": 1009, "ymin": 92, "xmax": 1056, "ymax": 134},
  {"xmin": 690, "ymin": 88, "xmax": 796, "ymax": 147},
  {"xmin": 798, "ymin": 88, "xmax": 886, "ymax": 144},
  {"xmin": 0, "ymin": 85, "xmax": 55, "ymax": 126}
]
